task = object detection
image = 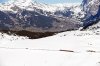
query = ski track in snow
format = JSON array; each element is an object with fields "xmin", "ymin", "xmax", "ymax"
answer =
[{"xmin": 0, "ymin": 30, "xmax": 100, "ymax": 66}]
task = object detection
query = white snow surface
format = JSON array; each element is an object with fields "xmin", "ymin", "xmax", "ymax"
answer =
[
  {"xmin": 0, "ymin": 29, "xmax": 100, "ymax": 66},
  {"xmin": 0, "ymin": 0, "xmax": 81, "ymax": 12}
]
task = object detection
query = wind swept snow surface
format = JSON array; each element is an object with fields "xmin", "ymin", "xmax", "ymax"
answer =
[{"xmin": 0, "ymin": 30, "xmax": 100, "ymax": 66}]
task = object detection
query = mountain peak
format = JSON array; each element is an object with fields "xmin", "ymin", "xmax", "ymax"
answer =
[
  {"xmin": 0, "ymin": 0, "xmax": 81, "ymax": 13},
  {"xmin": 82, "ymin": 0, "xmax": 100, "ymax": 15},
  {"xmin": 8, "ymin": 0, "xmax": 32, "ymax": 3},
  {"xmin": 7, "ymin": 0, "xmax": 33, "ymax": 7}
]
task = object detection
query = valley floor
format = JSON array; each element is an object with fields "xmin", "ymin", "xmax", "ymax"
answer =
[{"xmin": 0, "ymin": 29, "xmax": 100, "ymax": 66}]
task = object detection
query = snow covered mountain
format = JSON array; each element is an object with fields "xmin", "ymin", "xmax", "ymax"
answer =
[
  {"xmin": 0, "ymin": 0, "xmax": 83, "ymax": 18},
  {"xmin": 1, "ymin": 0, "xmax": 100, "ymax": 38},
  {"xmin": 82, "ymin": 0, "xmax": 100, "ymax": 29},
  {"xmin": 0, "ymin": 0, "xmax": 82, "ymax": 38},
  {"xmin": 0, "ymin": 0, "xmax": 81, "ymax": 13}
]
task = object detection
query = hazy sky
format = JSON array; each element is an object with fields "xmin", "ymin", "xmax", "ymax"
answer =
[{"xmin": 0, "ymin": 0, "xmax": 82, "ymax": 4}]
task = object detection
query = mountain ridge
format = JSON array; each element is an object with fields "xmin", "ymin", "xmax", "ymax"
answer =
[{"xmin": 0, "ymin": 0, "xmax": 100, "ymax": 38}]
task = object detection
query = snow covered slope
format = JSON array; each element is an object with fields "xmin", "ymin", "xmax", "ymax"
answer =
[
  {"xmin": 0, "ymin": 29, "xmax": 100, "ymax": 66},
  {"xmin": 0, "ymin": 0, "xmax": 80, "ymax": 13},
  {"xmin": 0, "ymin": 0, "xmax": 100, "ymax": 66},
  {"xmin": 0, "ymin": 0, "xmax": 83, "ymax": 19}
]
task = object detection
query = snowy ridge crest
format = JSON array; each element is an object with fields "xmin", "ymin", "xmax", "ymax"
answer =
[{"xmin": 0, "ymin": 0, "xmax": 81, "ymax": 13}]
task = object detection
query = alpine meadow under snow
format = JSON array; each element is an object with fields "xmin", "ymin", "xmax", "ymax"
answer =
[
  {"xmin": 0, "ymin": 0, "xmax": 100, "ymax": 66},
  {"xmin": 0, "ymin": 29, "xmax": 100, "ymax": 66}
]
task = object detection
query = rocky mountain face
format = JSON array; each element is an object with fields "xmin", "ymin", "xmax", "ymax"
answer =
[{"xmin": 82, "ymin": 0, "xmax": 100, "ymax": 29}]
